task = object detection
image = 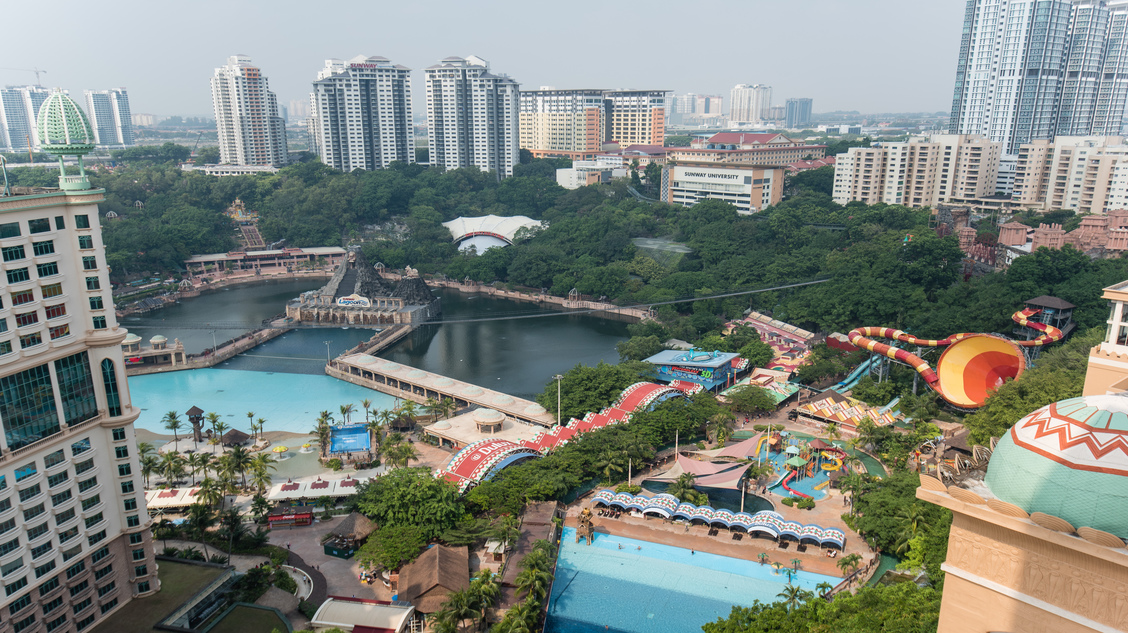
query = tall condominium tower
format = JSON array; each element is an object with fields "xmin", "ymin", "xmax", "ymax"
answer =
[
  {"xmin": 0, "ymin": 85, "xmax": 51, "ymax": 151},
  {"xmin": 950, "ymin": 0, "xmax": 1128, "ymax": 154},
  {"xmin": 785, "ymin": 98, "xmax": 813, "ymax": 129},
  {"xmin": 605, "ymin": 90, "xmax": 671, "ymax": 146},
  {"xmin": 82, "ymin": 89, "xmax": 134, "ymax": 147},
  {"xmin": 210, "ymin": 56, "xmax": 288, "ymax": 167},
  {"xmin": 518, "ymin": 88, "xmax": 606, "ymax": 160},
  {"xmin": 424, "ymin": 56, "xmax": 519, "ymax": 177},
  {"xmin": 729, "ymin": 84, "xmax": 772, "ymax": 124},
  {"xmin": 309, "ymin": 56, "xmax": 414, "ymax": 171},
  {"xmin": 0, "ymin": 91, "xmax": 157, "ymax": 633}
]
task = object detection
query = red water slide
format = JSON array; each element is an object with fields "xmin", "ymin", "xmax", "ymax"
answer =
[{"xmin": 780, "ymin": 470, "xmax": 812, "ymax": 499}]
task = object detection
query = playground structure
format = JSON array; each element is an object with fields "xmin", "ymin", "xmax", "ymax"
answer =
[
  {"xmin": 763, "ymin": 436, "xmax": 850, "ymax": 500},
  {"xmin": 846, "ymin": 308, "xmax": 1065, "ymax": 409}
]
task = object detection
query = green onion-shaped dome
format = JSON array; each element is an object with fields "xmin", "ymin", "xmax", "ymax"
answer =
[
  {"xmin": 984, "ymin": 396, "xmax": 1128, "ymax": 538},
  {"xmin": 36, "ymin": 91, "xmax": 95, "ymax": 155}
]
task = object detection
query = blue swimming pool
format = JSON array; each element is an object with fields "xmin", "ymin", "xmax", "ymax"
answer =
[
  {"xmin": 546, "ymin": 527, "xmax": 838, "ymax": 633},
  {"xmin": 330, "ymin": 424, "xmax": 371, "ymax": 453}
]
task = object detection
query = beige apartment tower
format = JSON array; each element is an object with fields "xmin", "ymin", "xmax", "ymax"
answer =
[{"xmin": 518, "ymin": 89, "xmax": 606, "ymax": 161}]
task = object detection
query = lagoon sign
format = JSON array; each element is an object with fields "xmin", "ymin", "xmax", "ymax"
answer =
[{"xmin": 336, "ymin": 294, "xmax": 372, "ymax": 307}]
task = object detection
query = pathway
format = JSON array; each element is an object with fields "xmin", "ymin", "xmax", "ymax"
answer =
[
  {"xmin": 154, "ymin": 538, "xmax": 268, "ymax": 573},
  {"xmin": 267, "ymin": 515, "xmax": 394, "ymax": 602}
]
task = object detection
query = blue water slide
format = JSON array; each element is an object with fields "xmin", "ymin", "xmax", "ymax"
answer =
[
  {"xmin": 832, "ymin": 357, "xmax": 875, "ymax": 393},
  {"xmin": 878, "ymin": 396, "xmax": 901, "ymax": 414}
]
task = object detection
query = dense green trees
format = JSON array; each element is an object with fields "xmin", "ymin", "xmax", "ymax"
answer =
[{"xmin": 354, "ymin": 467, "xmax": 465, "ymax": 540}]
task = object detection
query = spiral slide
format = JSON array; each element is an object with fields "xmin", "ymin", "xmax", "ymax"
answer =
[
  {"xmin": 822, "ymin": 457, "xmax": 843, "ymax": 472},
  {"xmin": 847, "ymin": 308, "xmax": 1063, "ymax": 409},
  {"xmin": 780, "ymin": 470, "xmax": 812, "ymax": 499}
]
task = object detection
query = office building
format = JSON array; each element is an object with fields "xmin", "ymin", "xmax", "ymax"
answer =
[
  {"xmin": 0, "ymin": 90, "xmax": 158, "ymax": 633},
  {"xmin": 729, "ymin": 84, "xmax": 772, "ymax": 125},
  {"xmin": 556, "ymin": 161, "xmax": 627, "ymax": 189},
  {"xmin": 210, "ymin": 55, "xmax": 288, "ymax": 167},
  {"xmin": 666, "ymin": 132, "xmax": 826, "ymax": 165},
  {"xmin": 661, "ymin": 162, "xmax": 785, "ymax": 214},
  {"xmin": 784, "ymin": 98, "xmax": 813, "ymax": 129},
  {"xmin": 518, "ymin": 89, "xmax": 606, "ymax": 161},
  {"xmin": 424, "ymin": 56, "xmax": 519, "ymax": 177},
  {"xmin": 605, "ymin": 90, "xmax": 670, "ymax": 146},
  {"xmin": 82, "ymin": 89, "xmax": 133, "ymax": 147},
  {"xmin": 309, "ymin": 55, "xmax": 414, "ymax": 172},
  {"xmin": 0, "ymin": 86, "xmax": 51, "ymax": 151},
  {"xmin": 831, "ymin": 135, "xmax": 1002, "ymax": 207},
  {"xmin": 949, "ymin": 0, "xmax": 1128, "ymax": 154}
]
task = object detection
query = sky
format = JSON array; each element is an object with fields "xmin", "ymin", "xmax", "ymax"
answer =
[{"xmin": 3, "ymin": 0, "xmax": 966, "ymax": 119}]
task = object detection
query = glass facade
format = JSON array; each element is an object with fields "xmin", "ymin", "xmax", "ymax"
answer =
[
  {"xmin": 100, "ymin": 360, "xmax": 120, "ymax": 417},
  {"xmin": 0, "ymin": 364, "xmax": 59, "ymax": 450},
  {"xmin": 54, "ymin": 353, "xmax": 96, "ymax": 428}
]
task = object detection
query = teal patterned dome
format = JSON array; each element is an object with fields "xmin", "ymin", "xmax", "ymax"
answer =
[
  {"xmin": 984, "ymin": 396, "xmax": 1128, "ymax": 538},
  {"xmin": 36, "ymin": 90, "xmax": 95, "ymax": 154}
]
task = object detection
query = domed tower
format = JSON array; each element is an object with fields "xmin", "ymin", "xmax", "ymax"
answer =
[{"xmin": 36, "ymin": 89, "xmax": 96, "ymax": 190}]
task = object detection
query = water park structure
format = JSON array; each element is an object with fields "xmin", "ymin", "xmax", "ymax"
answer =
[
  {"xmin": 644, "ymin": 348, "xmax": 750, "ymax": 391},
  {"xmin": 845, "ymin": 305, "xmax": 1067, "ymax": 409}
]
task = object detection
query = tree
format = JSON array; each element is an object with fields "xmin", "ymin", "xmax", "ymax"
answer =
[
  {"xmin": 593, "ymin": 449, "xmax": 626, "ymax": 484},
  {"xmin": 758, "ymin": 552, "xmax": 770, "ymax": 566},
  {"xmin": 838, "ymin": 553, "xmax": 863, "ymax": 577},
  {"xmin": 360, "ymin": 398, "xmax": 373, "ymax": 424},
  {"xmin": 250, "ymin": 453, "xmax": 277, "ymax": 493},
  {"xmin": 162, "ymin": 411, "xmax": 184, "ymax": 444},
  {"xmin": 354, "ymin": 468, "xmax": 465, "ymax": 540},
  {"xmin": 185, "ymin": 503, "xmax": 215, "ymax": 559},
  {"xmin": 726, "ymin": 384, "xmax": 776, "ymax": 415},
  {"xmin": 514, "ymin": 566, "xmax": 553, "ymax": 601},
  {"xmin": 160, "ymin": 452, "xmax": 186, "ymax": 484},
  {"xmin": 737, "ymin": 339, "xmax": 775, "ymax": 369},
  {"xmin": 313, "ymin": 411, "xmax": 332, "ymax": 459},
  {"xmin": 776, "ymin": 584, "xmax": 805, "ymax": 613},
  {"xmin": 340, "ymin": 403, "xmax": 356, "ymax": 425},
  {"xmin": 227, "ymin": 445, "xmax": 254, "ymax": 488},
  {"xmin": 140, "ymin": 454, "xmax": 159, "ymax": 487},
  {"xmin": 356, "ymin": 525, "xmax": 426, "ymax": 571},
  {"xmin": 667, "ymin": 472, "xmax": 709, "ymax": 506},
  {"xmin": 250, "ymin": 494, "xmax": 271, "ymax": 523}
]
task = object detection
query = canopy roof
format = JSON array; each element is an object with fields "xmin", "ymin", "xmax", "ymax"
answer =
[
  {"xmin": 785, "ymin": 456, "xmax": 809, "ymax": 467},
  {"xmin": 690, "ymin": 433, "xmax": 762, "ymax": 460},
  {"xmin": 645, "ymin": 455, "xmax": 750, "ymax": 489}
]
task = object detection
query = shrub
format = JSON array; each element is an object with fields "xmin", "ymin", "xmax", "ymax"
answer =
[
  {"xmin": 326, "ymin": 458, "xmax": 343, "ymax": 471},
  {"xmin": 780, "ymin": 497, "xmax": 796, "ymax": 507},
  {"xmin": 695, "ymin": 441, "xmax": 706, "ymax": 449},
  {"xmin": 753, "ymin": 424, "xmax": 767, "ymax": 432},
  {"xmin": 179, "ymin": 547, "xmax": 206, "ymax": 561},
  {"xmin": 614, "ymin": 483, "xmax": 642, "ymax": 494},
  {"xmin": 209, "ymin": 554, "xmax": 230, "ymax": 564},
  {"xmin": 274, "ymin": 569, "xmax": 299, "ymax": 594},
  {"xmin": 161, "ymin": 547, "xmax": 179, "ymax": 557},
  {"xmin": 797, "ymin": 498, "xmax": 816, "ymax": 510},
  {"xmin": 298, "ymin": 600, "xmax": 320, "ymax": 620}
]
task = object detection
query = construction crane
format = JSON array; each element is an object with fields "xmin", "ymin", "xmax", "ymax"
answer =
[
  {"xmin": 191, "ymin": 132, "xmax": 204, "ymax": 157},
  {"xmin": 0, "ymin": 67, "xmax": 47, "ymax": 86}
]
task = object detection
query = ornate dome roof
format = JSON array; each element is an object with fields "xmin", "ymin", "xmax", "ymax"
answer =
[
  {"xmin": 984, "ymin": 395, "xmax": 1128, "ymax": 538},
  {"xmin": 36, "ymin": 91, "xmax": 95, "ymax": 154}
]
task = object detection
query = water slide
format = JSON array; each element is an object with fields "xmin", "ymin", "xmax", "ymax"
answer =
[
  {"xmin": 822, "ymin": 456, "xmax": 843, "ymax": 472},
  {"xmin": 755, "ymin": 434, "xmax": 770, "ymax": 459},
  {"xmin": 878, "ymin": 396, "xmax": 901, "ymax": 414},
  {"xmin": 832, "ymin": 356, "xmax": 876, "ymax": 393},
  {"xmin": 780, "ymin": 470, "xmax": 812, "ymax": 499},
  {"xmin": 846, "ymin": 308, "xmax": 1064, "ymax": 409}
]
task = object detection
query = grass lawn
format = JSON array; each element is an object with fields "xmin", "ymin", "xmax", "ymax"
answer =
[
  {"xmin": 208, "ymin": 605, "xmax": 289, "ymax": 633},
  {"xmin": 92, "ymin": 561, "xmax": 224, "ymax": 633}
]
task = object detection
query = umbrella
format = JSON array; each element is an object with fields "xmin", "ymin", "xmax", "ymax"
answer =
[
  {"xmin": 302, "ymin": 443, "xmax": 311, "ymax": 448},
  {"xmin": 272, "ymin": 445, "xmax": 289, "ymax": 453},
  {"xmin": 785, "ymin": 456, "xmax": 808, "ymax": 468},
  {"xmin": 785, "ymin": 446, "xmax": 800, "ymax": 455}
]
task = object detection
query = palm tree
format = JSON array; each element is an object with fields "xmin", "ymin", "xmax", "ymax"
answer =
[
  {"xmin": 707, "ymin": 410, "xmax": 735, "ymax": 445},
  {"xmin": 428, "ymin": 607, "xmax": 458, "ymax": 633},
  {"xmin": 360, "ymin": 399, "xmax": 372, "ymax": 424},
  {"xmin": 838, "ymin": 552, "xmax": 862, "ymax": 577},
  {"xmin": 218, "ymin": 508, "xmax": 247, "ymax": 556},
  {"xmin": 187, "ymin": 452, "xmax": 210, "ymax": 486},
  {"xmin": 160, "ymin": 452, "xmax": 186, "ymax": 485},
  {"xmin": 366, "ymin": 418, "xmax": 382, "ymax": 452},
  {"xmin": 205, "ymin": 412, "xmax": 221, "ymax": 437},
  {"xmin": 444, "ymin": 590, "xmax": 477, "ymax": 632},
  {"xmin": 776, "ymin": 583, "xmax": 804, "ymax": 613},
  {"xmin": 668, "ymin": 472, "xmax": 708, "ymax": 506},
  {"xmin": 593, "ymin": 449, "xmax": 626, "ymax": 485},
  {"xmin": 140, "ymin": 455, "xmax": 159, "ymax": 487},
  {"xmin": 185, "ymin": 503, "xmax": 215, "ymax": 559},
  {"xmin": 314, "ymin": 411, "xmax": 333, "ymax": 459},
  {"xmin": 514, "ymin": 566, "xmax": 552, "ymax": 601},
  {"xmin": 340, "ymin": 403, "xmax": 356, "ymax": 426},
  {"xmin": 137, "ymin": 442, "xmax": 155, "ymax": 459},
  {"xmin": 227, "ymin": 445, "xmax": 254, "ymax": 488},
  {"xmin": 815, "ymin": 581, "xmax": 834, "ymax": 598},
  {"xmin": 255, "ymin": 417, "xmax": 267, "ymax": 443},
  {"xmin": 757, "ymin": 552, "xmax": 770, "ymax": 566},
  {"xmin": 196, "ymin": 477, "xmax": 223, "ymax": 509},
  {"xmin": 162, "ymin": 411, "xmax": 183, "ymax": 444},
  {"xmin": 245, "ymin": 411, "xmax": 255, "ymax": 435},
  {"xmin": 470, "ymin": 570, "xmax": 500, "ymax": 630},
  {"xmin": 385, "ymin": 442, "xmax": 419, "ymax": 469},
  {"xmin": 250, "ymin": 494, "xmax": 271, "ymax": 523},
  {"xmin": 250, "ymin": 453, "xmax": 276, "ymax": 493},
  {"xmin": 396, "ymin": 400, "xmax": 418, "ymax": 429},
  {"xmin": 791, "ymin": 558, "xmax": 802, "ymax": 572},
  {"xmin": 211, "ymin": 419, "xmax": 229, "ymax": 447},
  {"xmin": 438, "ymin": 397, "xmax": 457, "ymax": 420}
]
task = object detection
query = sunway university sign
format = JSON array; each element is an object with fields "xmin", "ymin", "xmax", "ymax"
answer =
[{"xmin": 336, "ymin": 294, "xmax": 371, "ymax": 307}]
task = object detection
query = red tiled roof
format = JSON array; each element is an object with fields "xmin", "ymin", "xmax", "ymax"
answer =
[{"xmin": 706, "ymin": 133, "xmax": 783, "ymax": 145}]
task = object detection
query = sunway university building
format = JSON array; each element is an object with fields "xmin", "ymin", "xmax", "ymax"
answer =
[{"xmin": 661, "ymin": 162, "xmax": 784, "ymax": 215}]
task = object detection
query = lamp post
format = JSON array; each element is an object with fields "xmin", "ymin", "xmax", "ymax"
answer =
[
  {"xmin": 209, "ymin": 328, "xmax": 217, "ymax": 354},
  {"xmin": 554, "ymin": 374, "xmax": 564, "ymax": 426},
  {"xmin": 324, "ymin": 340, "xmax": 332, "ymax": 364}
]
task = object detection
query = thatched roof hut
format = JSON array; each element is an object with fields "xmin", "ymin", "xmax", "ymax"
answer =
[
  {"xmin": 398, "ymin": 545, "xmax": 469, "ymax": 613},
  {"xmin": 331, "ymin": 512, "xmax": 376, "ymax": 542},
  {"xmin": 221, "ymin": 429, "xmax": 250, "ymax": 446}
]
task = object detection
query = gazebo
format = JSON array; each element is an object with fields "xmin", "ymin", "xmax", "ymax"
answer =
[
  {"xmin": 324, "ymin": 512, "xmax": 376, "ymax": 559},
  {"xmin": 785, "ymin": 455, "xmax": 808, "ymax": 470},
  {"xmin": 807, "ymin": 438, "xmax": 831, "ymax": 450},
  {"xmin": 187, "ymin": 406, "xmax": 205, "ymax": 443},
  {"xmin": 221, "ymin": 429, "xmax": 250, "ymax": 447}
]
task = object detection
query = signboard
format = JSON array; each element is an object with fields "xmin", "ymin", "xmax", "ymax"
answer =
[{"xmin": 336, "ymin": 294, "xmax": 371, "ymax": 307}]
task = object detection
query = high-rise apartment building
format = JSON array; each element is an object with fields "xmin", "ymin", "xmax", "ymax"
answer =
[
  {"xmin": 0, "ymin": 86, "xmax": 51, "ymax": 151},
  {"xmin": 1013, "ymin": 135, "xmax": 1128, "ymax": 212},
  {"xmin": 832, "ymin": 135, "xmax": 1003, "ymax": 207},
  {"xmin": 785, "ymin": 98, "xmax": 813, "ymax": 129},
  {"xmin": 82, "ymin": 89, "xmax": 133, "ymax": 147},
  {"xmin": 424, "ymin": 56, "xmax": 519, "ymax": 177},
  {"xmin": 729, "ymin": 84, "xmax": 772, "ymax": 125},
  {"xmin": 287, "ymin": 99, "xmax": 310, "ymax": 123},
  {"xmin": 950, "ymin": 0, "xmax": 1128, "ymax": 154},
  {"xmin": 0, "ymin": 90, "xmax": 157, "ymax": 633},
  {"xmin": 518, "ymin": 89, "xmax": 606, "ymax": 161},
  {"xmin": 605, "ymin": 90, "xmax": 670, "ymax": 146},
  {"xmin": 309, "ymin": 56, "xmax": 414, "ymax": 172},
  {"xmin": 210, "ymin": 56, "xmax": 288, "ymax": 167}
]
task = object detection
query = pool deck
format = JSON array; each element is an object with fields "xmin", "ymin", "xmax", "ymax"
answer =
[{"xmin": 565, "ymin": 488, "xmax": 873, "ymax": 579}]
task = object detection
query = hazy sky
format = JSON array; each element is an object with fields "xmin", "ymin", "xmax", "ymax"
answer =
[{"xmin": 4, "ymin": 0, "xmax": 965, "ymax": 118}]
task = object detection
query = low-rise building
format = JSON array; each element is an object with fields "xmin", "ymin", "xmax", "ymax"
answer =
[
  {"xmin": 184, "ymin": 246, "xmax": 346, "ymax": 275},
  {"xmin": 666, "ymin": 133, "xmax": 825, "ymax": 166},
  {"xmin": 556, "ymin": 161, "xmax": 627, "ymax": 189},
  {"xmin": 662, "ymin": 162, "xmax": 784, "ymax": 214}
]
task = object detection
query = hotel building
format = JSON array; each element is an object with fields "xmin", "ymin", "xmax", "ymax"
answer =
[
  {"xmin": 0, "ymin": 91, "xmax": 156, "ymax": 633},
  {"xmin": 518, "ymin": 89, "xmax": 605, "ymax": 161},
  {"xmin": 424, "ymin": 56, "xmax": 519, "ymax": 177},
  {"xmin": 309, "ymin": 56, "xmax": 414, "ymax": 171},
  {"xmin": 661, "ymin": 162, "xmax": 784, "ymax": 215},
  {"xmin": 210, "ymin": 56, "xmax": 288, "ymax": 167},
  {"xmin": 604, "ymin": 90, "xmax": 670, "ymax": 146}
]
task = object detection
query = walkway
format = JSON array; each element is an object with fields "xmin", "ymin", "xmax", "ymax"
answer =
[{"xmin": 266, "ymin": 515, "xmax": 394, "ymax": 602}]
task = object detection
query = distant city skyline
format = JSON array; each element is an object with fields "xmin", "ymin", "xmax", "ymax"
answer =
[{"xmin": 0, "ymin": 0, "xmax": 965, "ymax": 119}]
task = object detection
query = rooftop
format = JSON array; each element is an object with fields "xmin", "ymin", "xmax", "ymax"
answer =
[
  {"xmin": 424, "ymin": 410, "xmax": 543, "ymax": 446},
  {"xmin": 644, "ymin": 349, "xmax": 741, "ymax": 368}
]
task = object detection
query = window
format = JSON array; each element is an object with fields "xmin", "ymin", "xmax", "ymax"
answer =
[
  {"xmin": 26, "ymin": 524, "xmax": 47, "ymax": 541},
  {"xmin": 13, "ymin": 614, "xmax": 35, "ymax": 633},
  {"xmin": 36, "ymin": 262, "xmax": 59, "ymax": 278},
  {"xmin": 0, "ymin": 341, "xmax": 11, "ymax": 356},
  {"xmin": 5, "ymin": 576, "xmax": 26, "ymax": 595},
  {"xmin": 7, "ymin": 268, "xmax": 30, "ymax": 284},
  {"xmin": 22, "ymin": 505, "xmax": 43, "ymax": 521},
  {"xmin": 10, "ymin": 290, "xmax": 33, "ymax": 306},
  {"xmin": 130, "ymin": 549, "xmax": 145, "ymax": 561},
  {"xmin": 0, "ymin": 519, "xmax": 15, "ymax": 535},
  {"xmin": 15, "ymin": 464, "xmax": 37, "ymax": 482},
  {"xmin": 2, "ymin": 558, "xmax": 24, "ymax": 577},
  {"xmin": 14, "ymin": 311, "xmax": 37, "ymax": 327},
  {"xmin": 71, "ymin": 439, "xmax": 90, "ymax": 457},
  {"xmin": 9, "ymin": 593, "xmax": 32, "ymax": 615},
  {"xmin": 44, "ymin": 304, "xmax": 65, "ymax": 320},
  {"xmin": 128, "ymin": 534, "xmax": 142, "ymax": 545},
  {"xmin": 19, "ymin": 333, "xmax": 42, "ymax": 349},
  {"xmin": 41, "ymin": 283, "xmax": 62, "ymax": 298},
  {"xmin": 125, "ymin": 515, "xmax": 139, "ymax": 528},
  {"xmin": 38, "ymin": 575, "xmax": 58, "ymax": 596},
  {"xmin": 123, "ymin": 498, "xmax": 136, "ymax": 511},
  {"xmin": 88, "ymin": 296, "xmax": 103, "ymax": 310},
  {"xmin": 45, "ymin": 614, "xmax": 66, "ymax": 633},
  {"xmin": 84, "ymin": 277, "xmax": 99, "ymax": 291},
  {"xmin": 99, "ymin": 598, "xmax": 117, "ymax": 614},
  {"xmin": 34, "ymin": 560, "xmax": 55, "ymax": 579},
  {"xmin": 28, "ymin": 219, "xmax": 50, "ymax": 234},
  {"xmin": 133, "ymin": 565, "xmax": 146, "ymax": 578},
  {"xmin": 0, "ymin": 222, "xmax": 21, "ymax": 238},
  {"xmin": 136, "ymin": 581, "xmax": 150, "ymax": 593},
  {"xmin": 65, "ymin": 562, "xmax": 84, "ymax": 580},
  {"xmin": 119, "ymin": 481, "xmax": 134, "ymax": 495},
  {"xmin": 92, "ymin": 316, "xmax": 106, "ymax": 330},
  {"xmin": 80, "ymin": 495, "xmax": 99, "ymax": 512},
  {"xmin": 31, "ymin": 241, "xmax": 53, "ymax": 257},
  {"xmin": 74, "ymin": 460, "xmax": 93, "ymax": 476},
  {"xmin": 75, "ymin": 215, "xmax": 89, "ymax": 229},
  {"xmin": 30, "ymin": 543, "xmax": 51, "ymax": 560},
  {"xmin": 71, "ymin": 597, "xmax": 91, "ymax": 614},
  {"xmin": 2, "ymin": 245, "xmax": 25, "ymax": 262},
  {"xmin": 111, "ymin": 428, "xmax": 125, "ymax": 441},
  {"xmin": 55, "ymin": 353, "xmax": 96, "ymax": 427},
  {"xmin": 81, "ymin": 256, "xmax": 97, "ymax": 271},
  {"xmin": 0, "ymin": 364, "xmax": 59, "ymax": 450},
  {"xmin": 55, "ymin": 509, "xmax": 75, "ymax": 527},
  {"xmin": 18, "ymin": 484, "xmax": 40, "ymax": 503},
  {"xmin": 42, "ymin": 596, "xmax": 63, "ymax": 614},
  {"xmin": 61, "ymin": 545, "xmax": 81, "ymax": 562},
  {"xmin": 76, "ymin": 614, "xmax": 95, "ymax": 631},
  {"xmin": 47, "ymin": 472, "xmax": 68, "ymax": 488},
  {"xmin": 84, "ymin": 513, "xmax": 103, "ymax": 529},
  {"xmin": 86, "ymin": 531, "xmax": 105, "ymax": 547},
  {"xmin": 116, "ymin": 464, "xmax": 130, "ymax": 477},
  {"xmin": 91, "ymin": 547, "xmax": 109, "ymax": 564},
  {"xmin": 48, "ymin": 325, "xmax": 69, "ymax": 340},
  {"xmin": 0, "ymin": 318, "xmax": 6, "ymax": 332},
  {"xmin": 53, "ymin": 217, "xmax": 64, "ymax": 231},
  {"xmin": 102, "ymin": 360, "xmax": 120, "ymax": 417},
  {"xmin": 0, "ymin": 498, "xmax": 10, "ymax": 513},
  {"xmin": 92, "ymin": 566, "xmax": 111, "ymax": 581},
  {"xmin": 113, "ymin": 446, "xmax": 128, "ymax": 460},
  {"xmin": 50, "ymin": 490, "xmax": 71, "ymax": 506},
  {"xmin": 0, "ymin": 538, "xmax": 20, "ymax": 556},
  {"xmin": 43, "ymin": 450, "xmax": 64, "ymax": 469},
  {"xmin": 77, "ymin": 478, "xmax": 96, "ymax": 494},
  {"xmin": 97, "ymin": 582, "xmax": 114, "ymax": 597},
  {"xmin": 77, "ymin": 235, "xmax": 92, "ymax": 249}
]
